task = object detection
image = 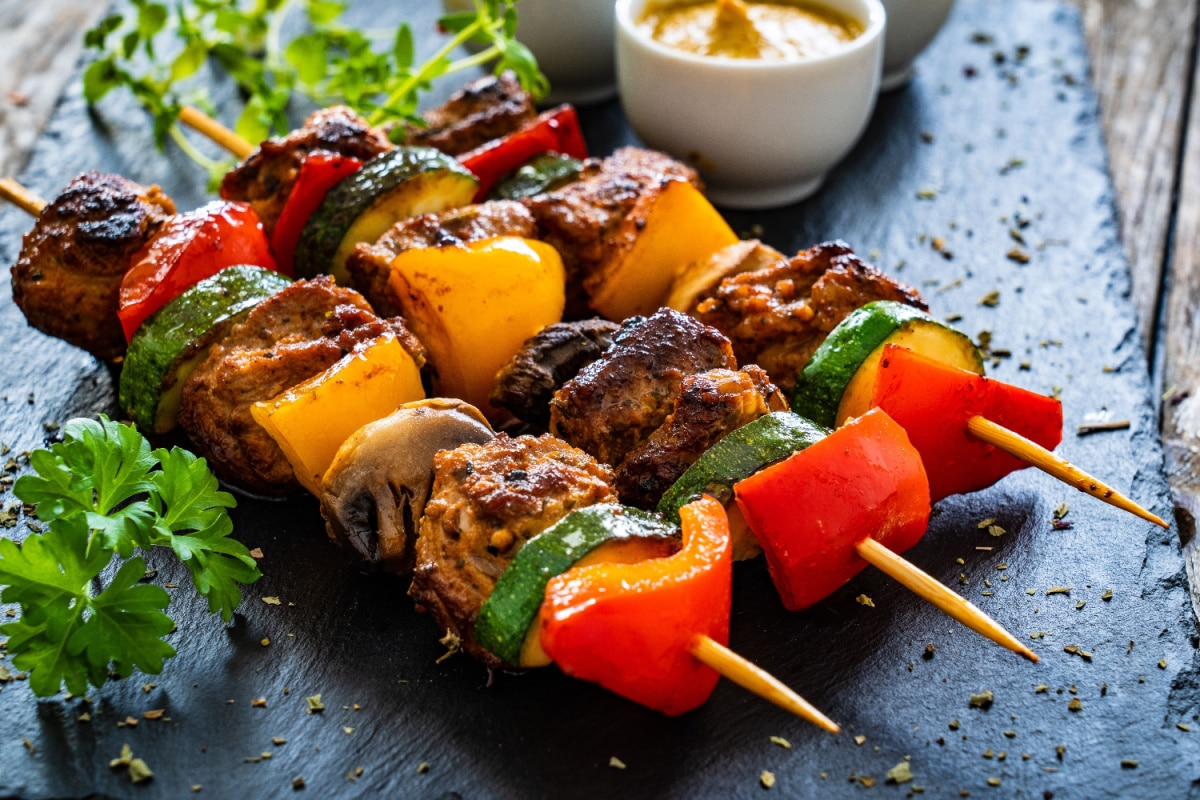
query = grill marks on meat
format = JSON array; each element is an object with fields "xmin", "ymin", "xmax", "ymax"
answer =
[
  {"xmin": 523, "ymin": 147, "xmax": 700, "ymax": 315},
  {"xmin": 11, "ymin": 172, "xmax": 175, "ymax": 361},
  {"xmin": 696, "ymin": 240, "xmax": 926, "ymax": 391},
  {"xmin": 179, "ymin": 277, "xmax": 425, "ymax": 496},
  {"xmin": 401, "ymin": 73, "xmax": 537, "ymax": 156},
  {"xmin": 345, "ymin": 200, "xmax": 536, "ymax": 315},
  {"xmin": 409, "ymin": 433, "xmax": 617, "ymax": 667},
  {"xmin": 550, "ymin": 308, "xmax": 736, "ymax": 469},
  {"xmin": 614, "ymin": 365, "xmax": 787, "ymax": 510},
  {"xmin": 14, "ymin": 175, "xmax": 173, "ymax": 354},
  {"xmin": 490, "ymin": 318, "xmax": 620, "ymax": 427},
  {"xmin": 220, "ymin": 106, "xmax": 392, "ymax": 236}
]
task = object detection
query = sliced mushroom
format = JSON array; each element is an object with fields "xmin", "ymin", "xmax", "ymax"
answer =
[{"xmin": 320, "ymin": 398, "xmax": 495, "ymax": 574}]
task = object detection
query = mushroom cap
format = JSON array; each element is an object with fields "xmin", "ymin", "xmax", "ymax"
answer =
[{"xmin": 320, "ymin": 398, "xmax": 494, "ymax": 573}]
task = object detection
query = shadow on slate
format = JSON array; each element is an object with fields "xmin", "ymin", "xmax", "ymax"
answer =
[{"xmin": 0, "ymin": 1, "xmax": 1198, "ymax": 798}]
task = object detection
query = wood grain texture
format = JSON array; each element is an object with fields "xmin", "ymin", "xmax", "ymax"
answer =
[
  {"xmin": 0, "ymin": 0, "xmax": 107, "ymax": 178},
  {"xmin": 1156, "ymin": 8, "xmax": 1200, "ymax": 618},
  {"xmin": 1071, "ymin": 0, "xmax": 1196, "ymax": 355}
]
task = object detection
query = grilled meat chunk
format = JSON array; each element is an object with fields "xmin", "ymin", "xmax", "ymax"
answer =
[
  {"xmin": 614, "ymin": 366, "xmax": 786, "ymax": 510},
  {"xmin": 400, "ymin": 73, "xmax": 536, "ymax": 156},
  {"xmin": 179, "ymin": 277, "xmax": 424, "ymax": 496},
  {"xmin": 550, "ymin": 308, "xmax": 736, "ymax": 468},
  {"xmin": 523, "ymin": 147, "xmax": 700, "ymax": 315},
  {"xmin": 346, "ymin": 200, "xmax": 536, "ymax": 314},
  {"xmin": 490, "ymin": 318, "xmax": 620, "ymax": 427},
  {"xmin": 696, "ymin": 240, "xmax": 926, "ymax": 391},
  {"xmin": 409, "ymin": 433, "xmax": 617, "ymax": 667},
  {"xmin": 10, "ymin": 172, "xmax": 175, "ymax": 360},
  {"xmin": 220, "ymin": 106, "xmax": 392, "ymax": 236}
]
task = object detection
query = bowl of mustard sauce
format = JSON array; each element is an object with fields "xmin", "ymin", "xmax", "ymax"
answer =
[{"xmin": 615, "ymin": 0, "xmax": 886, "ymax": 208}]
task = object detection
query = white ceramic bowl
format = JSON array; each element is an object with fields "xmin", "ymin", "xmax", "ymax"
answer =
[
  {"xmin": 615, "ymin": 0, "xmax": 886, "ymax": 209},
  {"xmin": 880, "ymin": 0, "xmax": 955, "ymax": 90},
  {"xmin": 443, "ymin": 0, "xmax": 617, "ymax": 105}
]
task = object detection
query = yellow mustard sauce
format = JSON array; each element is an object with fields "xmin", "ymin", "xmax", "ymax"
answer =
[{"xmin": 639, "ymin": 0, "xmax": 863, "ymax": 60}]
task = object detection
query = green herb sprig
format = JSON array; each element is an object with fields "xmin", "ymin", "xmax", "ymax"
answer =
[
  {"xmin": 0, "ymin": 416, "xmax": 260, "ymax": 697},
  {"xmin": 81, "ymin": 0, "xmax": 546, "ymax": 175}
]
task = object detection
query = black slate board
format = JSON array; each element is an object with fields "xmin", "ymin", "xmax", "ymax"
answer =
[{"xmin": 1, "ymin": 2, "xmax": 1198, "ymax": 798}]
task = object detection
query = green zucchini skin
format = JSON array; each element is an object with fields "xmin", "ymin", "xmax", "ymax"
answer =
[
  {"xmin": 488, "ymin": 153, "xmax": 583, "ymax": 201},
  {"xmin": 657, "ymin": 412, "xmax": 828, "ymax": 526},
  {"xmin": 474, "ymin": 504, "xmax": 678, "ymax": 667},
  {"xmin": 119, "ymin": 266, "xmax": 291, "ymax": 433},
  {"xmin": 294, "ymin": 147, "xmax": 478, "ymax": 282},
  {"xmin": 791, "ymin": 300, "xmax": 978, "ymax": 428}
]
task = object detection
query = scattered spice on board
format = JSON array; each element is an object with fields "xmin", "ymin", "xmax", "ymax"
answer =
[
  {"xmin": 128, "ymin": 758, "xmax": 154, "ymax": 784},
  {"xmin": 143, "ymin": 709, "xmax": 165, "ymax": 720},
  {"xmin": 1007, "ymin": 248, "xmax": 1031, "ymax": 264},
  {"xmin": 1121, "ymin": 759, "xmax": 1139, "ymax": 769},
  {"xmin": 949, "ymin": 720, "xmax": 961, "ymax": 730},
  {"xmin": 252, "ymin": 698, "xmax": 267, "ymax": 708},
  {"xmin": 250, "ymin": 548, "xmax": 264, "ymax": 559},
  {"xmin": 854, "ymin": 735, "xmax": 867, "ymax": 745},
  {"xmin": 986, "ymin": 776, "xmax": 1002, "ymax": 787},
  {"xmin": 979, "ymin": 290, "xmax": 1001, "ymax": 307},
  {"xmin": 292, "ymin": 777, "xmax": 306, "ymax": 790},
  {"xmin": 886, "ymin": 760, "xmax": 914, "ymax": 784},
  {"xmin": 1178, "ymin": 723, "xmax": 1191, "ymax": 732},
  {"xmin": 1046, "ymin": 587, "xmax": 1072, "ymax": 596},
  {"xmin": 970, "ymin": 691, "xmax": 994, "ymax": 709},
  {"xmin": 923, "ymin": 644, "xmax": 937, "ymax": 660},
  {"xmin": 858, "ymin": 776, "xmax": 876, "ymax": 788},
  {"xmin": 982, "ymin": 749, "xmax": 994, "ymax": 759},
  {"xmin": 769, "ymin": 736, "xmax": 791, "ymax": 749},
  {"xmin": 1035, "ymin": 684, "xmax": 1049, "ymax": 694},
  {"xmin": 1068, "ymin": 698, "xmax": 1082, "ymax": 712},
  {"xmin": 760, "ymin": 770, "xmax": 776, "ymax": 789},
  {"xmin": 1057, "ymin": 745, "xmax": 1067, "ymax": 760},
  {"xmin": 417, "ymin": 762, "xmax": 430, "ymax": 774},
  {"xmin": 306, "ymin": 695, "xmax": 325, "ymax": 713},
  {"xmin": 1003, "ymin": 730, "xmax": 1016, "ymax": 739},
  {"xmin": 1101, "ymin": 589, "xmax": 1113, "ymax": 601},
  {"xmin": 1158, "ymin": 659, "xmax": 1168, "ymax": 669},
  {"xmin": 263, "ymin": 596, "xmax": 282, "ymax": 605},
  {"xmin": 855, "ymin": 594, "xmax": 875, "ymax": 608}
]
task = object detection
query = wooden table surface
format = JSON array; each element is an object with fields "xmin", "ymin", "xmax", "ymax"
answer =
[{"xmin": 1, "ymin": 0, "xmax": 1198, "ymax": 609}]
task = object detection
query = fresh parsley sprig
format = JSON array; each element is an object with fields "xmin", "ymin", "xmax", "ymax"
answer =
[
  {"xmin": 1, "ymin": 416, "xmax": 260, "ymax": 697},
  {"xmin": 81, "ymin": 0, "xmax": 547, "ymax": 174}
]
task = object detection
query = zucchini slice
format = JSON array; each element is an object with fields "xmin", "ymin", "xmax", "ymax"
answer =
[
  {"xmin": 487, "ymin": 153, "xmax": 582, "ymax": 201},
  {"xmin": 657, "ymin": 412, "xmax": 827, "ymax": 560},
  {"xmin": 474, "ymin": 504, "xmax": 679, "ymax": 668},
  {"xmin": 119, "ymin": 266, "xmax": 291, "ymax": 433},
  {"xmin": 791, "ymin": 300, "xmax": 984, "ymax": 429},
  {"xmin": 295, "ymin": 147, "xmax": 478, "ymax": 283}
]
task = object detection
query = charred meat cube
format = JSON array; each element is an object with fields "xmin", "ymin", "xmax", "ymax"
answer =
[
  {"xmin": 409, "ymin": 433, "xmax": 617, "ymax": 668},
  {"xmin": 11, "ymin": 172, "xmax": 175, "ymax": 360},
  {"xmin": 696, "ymin": 240, "xmax": 926, "ymax": 391},
  {"xmin": 614, "ymin": 365, "xmax": 787, "ymax": 511},
  {"xmin": 400, "ymin": 73, "xmax": 537, "ymax": 156},
  {"xmin": 549, "ymin": 308, "xmax": 736, "ymax": 468}
]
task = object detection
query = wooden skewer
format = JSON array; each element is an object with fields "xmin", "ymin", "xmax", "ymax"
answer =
[
  {"xmin": 178, "ymin": 106, "xmax": 256, "ymax": 159},
  {"xmin": 690, "ymin": 634, "xmax": 840, "ymax": 733},
  {"xmin": 855, "ymin": 537, "xmax": 1039, "ymax": 663},
  {"xmin": 0, "ymin": 178, "xmax": 46, "ymax": 216},
  {"xmin": 966, "ymin": 415, "xmax": 1168, "ymax": 529}
]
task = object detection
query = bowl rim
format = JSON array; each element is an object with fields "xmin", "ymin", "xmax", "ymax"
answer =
[{"xmin": 615, "ymin": 0, "xmax": 887, "ymax": 70}]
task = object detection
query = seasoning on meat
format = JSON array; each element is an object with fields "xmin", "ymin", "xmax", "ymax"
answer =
[
  {"xmin": 179, "ymin": 277, "xmax": 424, "ymax": 496},
  {"xmin": 615, "ymin": 365, "xmax": 787, "ymax": 510},
  {"xmin": 490, "ymin": 318, "xmax": 621, "ymax": 428},
  {"xmin": 667, "ymin": 239, "xmax": 785, "ymax": 315},
  {"xmin": 523, "ymin": 147, "xmax": 700, "ymax": 316},
  {"xmin": 409, "ymin": 433, "xmax": 617, "ymax": 667},
  {"xmin": 10, "ymin": 172, "xmax": 175, "ymax": 361},
  {"xmin": 549, "ymin": 308, "xmax": 736, "ymax": 468},
  {"xmin": 345, "ymin": 200, "xmax": 536, "ymax": 315},
  {"xmin": 399, "ymin": 72, "xmax": 537, "ymax": 156},
  {"xmin": 696, "ymin": 240, "xmax": 926, "ymax": 390},
  {"xmin": 220, "ymin": 106, "xmax": 392, "ymax": 236}
]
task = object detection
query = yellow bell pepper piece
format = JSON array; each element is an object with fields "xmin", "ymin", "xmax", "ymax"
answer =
[
  {"xmin": 586, "ymin": 180, "xmax": 738, "ymax": 321},
  {"xmin": 385, "ymin": 236, "xmax": 565, "ymax": 416},
  {"xmin": 250, "ymin": 332, "xmax": 425, "ymax": 495}
]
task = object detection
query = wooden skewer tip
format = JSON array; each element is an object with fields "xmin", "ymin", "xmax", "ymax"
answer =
[
  {"xmin": 855, "ymin": 537, "xmax": 1038, "ymax": 663},
  {"xmin": 178, "ymin": 106, "xmax": 256, "ymax": 159},
  {"xmin": 0, "ymin": 177, "xmax": 47, "ymax": 216},
  {"xmin": 966, "ymin": 415, "xmax": 1168, "ymax": 529},
  {"xmin": 690, "ymin": 634, "xmax": 840, "ymax": 733}
]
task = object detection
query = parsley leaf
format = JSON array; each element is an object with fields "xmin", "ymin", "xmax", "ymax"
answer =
[{"xmin": 2, "ymin": 416, "xmax": 258, "ymax": 697}]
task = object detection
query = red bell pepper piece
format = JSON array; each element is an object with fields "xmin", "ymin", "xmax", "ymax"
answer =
[
  {"xmin": 735, "ymin": 408, "xmax": 931, "ymax": 611},
  {"xmin": 117, "ymin": 201, "xmax": 276, "ymax": 342},
  {"xmin": 539, "ymin": 495, "xmax": 731, "ymax": 716},
  {"xmin": 458, "ymin": 105, "xmax": 589, "ymax": 201},
  {"xmin": 270, "ymin": 152, "xmax": 363, "ymax": 276},
  {"xmin": 870, "ymin": 344, "xmax": 1063, "ymax": 502}
]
